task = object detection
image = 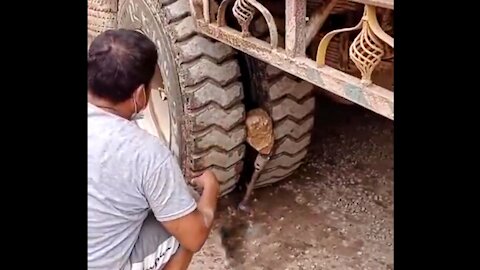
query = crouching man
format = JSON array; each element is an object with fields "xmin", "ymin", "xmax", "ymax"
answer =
[{"xmin": 88, "ymin": 29, "xmax": 219, "ymax": 270}]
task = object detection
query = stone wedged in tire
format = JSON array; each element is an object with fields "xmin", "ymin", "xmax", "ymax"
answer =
[{"xmin": 116, "ymin": 0, "xmax": 246, "ymax": 195}]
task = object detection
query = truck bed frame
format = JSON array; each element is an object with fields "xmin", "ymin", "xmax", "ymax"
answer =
[{"xmin": 190, "ymin": 0, "xmax": 394, "ymax": 119}]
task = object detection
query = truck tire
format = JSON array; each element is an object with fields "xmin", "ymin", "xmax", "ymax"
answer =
[
  {"xmin": 88, "ymin": 0, "xmax": 118, "ymax": 46},
  {"xmin": 243, "ymin": 58, "xmax": 315, "ymax": 188},
  {"xmin": 240, "ymin": 16, "xmax": 316, "ymax": 188},
  {"xmin": 117, "ymin": 0, "xmax": 246, "ymax": 195}
]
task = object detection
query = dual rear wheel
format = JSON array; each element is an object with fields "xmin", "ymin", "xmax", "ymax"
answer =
[{"xmin": 90, "ymin": 0, "xmax": 316, "ymax": 195}]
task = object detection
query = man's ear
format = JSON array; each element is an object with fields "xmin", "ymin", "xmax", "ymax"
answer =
[
  {"xmin": 133, "ymin": 84, "xmax": 145, "ymax": 98},
  {"xmin": 132, "ymin": 84, "xmax": 147, "ymax": 109}
]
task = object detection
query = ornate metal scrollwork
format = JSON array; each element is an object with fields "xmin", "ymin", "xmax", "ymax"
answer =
[
  {"xmin": 231, "ymin": 0, "xmax": 278, "ymax": 48},
  {"xmin": 316, "ymin": 5, "xmax": 394, "ymax": 86},
  {"xmin": 349, "ymin": 20, "xmax": 384, "ymax": 85},
  {"xmin": 232, "ymin": 0, "xmax": 256, "ymax": 36},
  {"xmin": 193, "ymin": 0, "xmax": 278, "ymax": 48}
]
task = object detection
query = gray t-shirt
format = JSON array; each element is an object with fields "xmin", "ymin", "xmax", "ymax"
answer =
[{"xmin": 88, "ymin": 103, "xmax": 196, "ymax": 270}]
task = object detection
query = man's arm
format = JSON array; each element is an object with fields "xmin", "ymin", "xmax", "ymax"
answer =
[
  {"xmin": 193, "ymin": 171, "xmax": 219, "ymax": 229},
  {"xmin": 162, "ymin": 171, "xmax": 219, "ymax": 252},
  {"xmin": 143, "ymin": 154, "xmax": 219, "ymax": 253}
]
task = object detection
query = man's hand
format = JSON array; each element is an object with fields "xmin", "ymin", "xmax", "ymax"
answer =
[
  {"xmin": 190, "ymin": 170, "xmax": 219, "ymax": 194},
  {"xmin": 193, "ymin": 170, "xmax": 219, "ymax": 232},
  {"xmin": 162, "ymin": 170, "xmax": 220, "ymax": 253},
  {"xmin": 190, "ymin": 170, "xmax": 219, "ymax": 229}
]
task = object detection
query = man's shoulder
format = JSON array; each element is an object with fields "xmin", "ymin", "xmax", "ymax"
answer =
[
  {"xmin": 88, "ymin": 103, "xmax": 173, "ymax": 171},
  {"xmin": 133, "ymin": 129, "xmax": 172, "ymax": 164},
  {"xmin": 113, "ymin": 123, "xmax": 172, "ymax": 171}
]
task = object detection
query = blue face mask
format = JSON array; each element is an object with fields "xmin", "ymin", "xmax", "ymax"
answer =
[{"xmin": 131, "ymin": 88, "xmax": 146, "ymax": 121}]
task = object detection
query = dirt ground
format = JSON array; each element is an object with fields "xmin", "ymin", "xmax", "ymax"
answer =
[{"xmin": 190, "ymin": 96, "xmax": 394, "ymax": 270}]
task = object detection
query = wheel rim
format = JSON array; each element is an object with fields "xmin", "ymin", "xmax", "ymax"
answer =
[{"xmin": 135, "ymin": 65, "xmax": 172, "ymax": 146}]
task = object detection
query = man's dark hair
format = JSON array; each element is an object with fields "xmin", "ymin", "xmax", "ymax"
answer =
[{"xmin": 88, "ymin": 29, "xmax": 158, "ymax": 103}]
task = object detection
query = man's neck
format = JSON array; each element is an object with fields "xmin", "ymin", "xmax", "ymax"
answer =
[{"xmin": 88, "ymin": 92, "xmax": 132, "ymax": 120}]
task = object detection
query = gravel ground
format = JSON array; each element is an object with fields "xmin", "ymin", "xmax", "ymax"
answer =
[{"xmin": 190, "ymin": 96, "xmax": 393, "ymax": 270}]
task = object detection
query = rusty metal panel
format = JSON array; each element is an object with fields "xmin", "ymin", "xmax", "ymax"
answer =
[
  {"xmin": 285, "ymin": 0, "xmax": 307, "ymax": 57},
  {"xmin": 195, "ymin": 21, "xmax": 393, "ymax": 120}
]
